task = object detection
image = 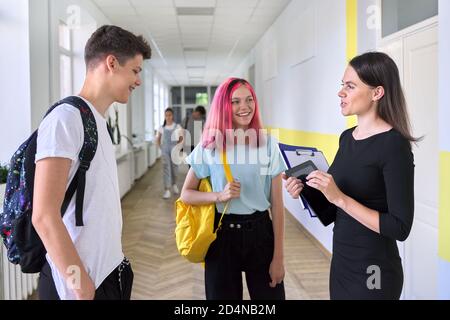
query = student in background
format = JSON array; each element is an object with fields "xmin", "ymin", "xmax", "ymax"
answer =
[
  {"xmin": 182, "ymin": 105, "xmax": 207, "ymax": 153},
  {"xmin": 181, "ymin": 78, "xmax": 287, "ymax": 300},
  {"xmin": 34, "ymin": 25, "xmax": 151, "ymax": 300},
  {"xmin": 284, "ymin": 52, "xmax": 416, "ymax": 300},
  {"xmin": 156, "ymin": 108, "xmax": 183, "ymax": 199}
]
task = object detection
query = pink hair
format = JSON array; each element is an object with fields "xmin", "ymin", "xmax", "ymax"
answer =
[{"xmin": 201, "ymin": 78, "xmax": 264, "ymax": 150}]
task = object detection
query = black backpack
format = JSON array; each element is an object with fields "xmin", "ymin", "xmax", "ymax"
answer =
[{"xmin": 0, "ymin": 96, "xmax": 98, "ymax": 273}]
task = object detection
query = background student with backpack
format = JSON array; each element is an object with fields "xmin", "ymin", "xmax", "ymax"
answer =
[{"xmin": 1, "ymin": 25, "xmax": 151, "ymax": 300}]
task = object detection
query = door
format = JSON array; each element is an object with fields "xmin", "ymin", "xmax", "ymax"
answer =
[
  {"xmin": 403, "ymin": 25, "xmax": 439, "ymax": 300},
  {"xmin": 379, "ymin": 24, "xmax": 439, "ymax": 299}
]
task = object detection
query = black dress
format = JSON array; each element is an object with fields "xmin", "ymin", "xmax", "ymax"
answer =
[{"xmin": 327, "ymin": 127, "xmax": 414, "ymax": 300}]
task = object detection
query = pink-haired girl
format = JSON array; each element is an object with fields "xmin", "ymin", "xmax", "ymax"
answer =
[{"xmin": 181, "ymin": 78, "xmax": 287, "ymax": 300}]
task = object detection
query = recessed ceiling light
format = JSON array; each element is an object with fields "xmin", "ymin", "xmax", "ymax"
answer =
[{"xmin": 176, "ymin": 7, "xmax": 214, "ymax": 16}]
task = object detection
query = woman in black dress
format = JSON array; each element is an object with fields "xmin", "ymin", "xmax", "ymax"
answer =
[{"xmin": 284, "ymin": 52, "xmax": 417, "ymax": 299}]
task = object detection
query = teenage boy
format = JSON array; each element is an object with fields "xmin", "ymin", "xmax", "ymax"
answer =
[{"xmin": 33, "ymin": 25, "xmax": 151, "ymax": 300}]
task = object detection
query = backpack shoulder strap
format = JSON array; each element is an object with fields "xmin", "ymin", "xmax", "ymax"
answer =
[
  {"xmin": 49, "ymin": 96, "xmax": 98, "ymax": 226},
  {"xmin": 44, "ymin": 96, "xmax": 98, "ymax": 163},
  {"xmin": 62, "ymin": 96, "xmax": 98, "ymax": 165},
  {"xmin": 214, "ymin": 151, "xmax": 233, "ymax": 234}
]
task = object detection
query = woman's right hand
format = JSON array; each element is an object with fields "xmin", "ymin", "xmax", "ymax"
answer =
[
  {"xmin": 282, "ymin": 173, "xmax": 304, "ymax": 199},
  {"xmin": 217, "ymin": 181, "xmax": 241, "ymax": 203}
]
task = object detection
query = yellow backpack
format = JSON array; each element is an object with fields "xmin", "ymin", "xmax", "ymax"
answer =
[{"xmin": 175, "ymin": 151, "xmax": 233, "ymax": 263}]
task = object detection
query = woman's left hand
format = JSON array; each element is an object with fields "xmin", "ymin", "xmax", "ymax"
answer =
[
  {"xmin": 269, "ymin": 258, "xmax": 285, "ymax": 288},
  {"xmin": 306, "ymin": 171, "xmax": 345, "ymax": 206}
]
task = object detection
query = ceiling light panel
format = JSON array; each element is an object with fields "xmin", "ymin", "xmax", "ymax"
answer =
[{"xmin": 176, "ymin": 7, "xmax": 215, "ymax": 16}]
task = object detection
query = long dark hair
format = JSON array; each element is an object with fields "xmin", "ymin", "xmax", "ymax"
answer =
[
  {"xmin": 163, "ymin": 108, "xmax": 174, "ymax": 127},
  {"xmin": 349, "ymin": 52, "xmax": 420, "ymax": 146}
]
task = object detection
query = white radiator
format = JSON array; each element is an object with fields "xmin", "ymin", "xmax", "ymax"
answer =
[{"xmin": 0, "ymin": 244, "xmax": 39, "ymax": 300}]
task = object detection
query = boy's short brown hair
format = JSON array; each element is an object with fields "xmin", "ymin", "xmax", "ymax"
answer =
[{"xmin": 85, "ymin": 25, "xmax": 152, "ymax": 69}]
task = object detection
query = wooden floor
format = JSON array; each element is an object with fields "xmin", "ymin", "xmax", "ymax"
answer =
[{"xmin": 121, "ymin": 160, "xmax": 331, "ymax": 300}]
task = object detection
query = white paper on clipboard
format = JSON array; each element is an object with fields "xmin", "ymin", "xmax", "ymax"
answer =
[{"xmin": 281, "ymin": 148, "xmax": 330, "ymax": 209}]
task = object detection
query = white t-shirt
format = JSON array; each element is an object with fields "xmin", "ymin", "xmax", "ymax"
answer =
[
  {"xmin": 35, "ymin": 97, "xmax": 124, "ymax": 300},
  {"xmin": 158, "ymin": 123, "xmax": 183, "ymax": 142}
]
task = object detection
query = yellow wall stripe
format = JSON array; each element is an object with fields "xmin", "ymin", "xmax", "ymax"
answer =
[
  {"xmin": 346, "ymin": 0, "xmax": 358, "ymax": 129},
  {"xmin": 267, "ymin": 127, "xmax": 340, "ymax": 164},
  {"xmin": 439, "ymin": 152, "xmax": 450, "ymax": 262}
]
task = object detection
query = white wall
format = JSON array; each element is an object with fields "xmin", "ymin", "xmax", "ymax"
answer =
[
  {"xmin": 439, "ymin": 1, "xmax": 450, "ymax": 152},
  {"xmin": 438, "ymin": 0, "xmax": 450, "ymax": 299},
  {"xmin": 233, "ymin": 0, "xmax": 347, "ymax": 135},
  {"xmin": 144, "ymin": 61, "xmax": 155, "ymax": 140},
  {"xmin": 0, "ymin": 0, "xmax": 32, "ymax": 164},
  {"xmin": 29, "ymin": 0, "xmax": 51, "ymax": 131},
  {"xmin": 358, "ymin": 0, "xmax": 378, "ymax": 53}
]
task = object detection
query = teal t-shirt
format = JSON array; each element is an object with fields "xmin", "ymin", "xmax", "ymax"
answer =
[{"xmin": 185, "ymin": 136, "xmax": 288, "ymax": 214}]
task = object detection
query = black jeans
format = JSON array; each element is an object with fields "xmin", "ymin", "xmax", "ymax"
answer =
[
  {"xmin": 205, "ymin": 210, "xmax": 285, "ymax": 300},
  {"xmin": 38, "ymin": 257, "xmax": 133, "ymax": 300}
]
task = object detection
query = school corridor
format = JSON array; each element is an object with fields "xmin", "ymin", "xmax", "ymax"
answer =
[{"xmin": 1, "ymin": 0, "xmax": 450, "ymax": 301}]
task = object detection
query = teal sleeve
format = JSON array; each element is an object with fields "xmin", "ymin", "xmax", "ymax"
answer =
[
  {"xmin": 268, "ymin": 136, "xmax": 288, "ymax": 178},
  {"xmin": 185, "ymin": 144, "xmax": 210, "ymax": 179}
]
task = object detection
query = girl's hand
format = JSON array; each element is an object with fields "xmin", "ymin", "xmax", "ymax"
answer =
[
  {"xmin": 217, "ymin": 180, "xmax": 240, "ymax": 202},
  {"xmin": 282, "ymin": 173, "xmax": 304, "ymax": 199},
  {"xmin": 306, "ymin": 171, "xmax": 344, "ymax": 206},
  {"xmin": 269, "ymin": 258, "xmax": 285, "ymax": 288}
]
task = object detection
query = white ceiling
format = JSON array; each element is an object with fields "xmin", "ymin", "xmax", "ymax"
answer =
[{"xmin": 92, "ymin": 0, "xmax": 291, "ymax": 86}]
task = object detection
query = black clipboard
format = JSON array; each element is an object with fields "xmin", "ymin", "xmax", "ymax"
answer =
[{"xmin": 279, "ymin": 144, "xmax": 336, "ymax": 226}]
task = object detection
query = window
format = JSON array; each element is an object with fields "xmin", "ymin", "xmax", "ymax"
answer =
[
  {"xmin": 184, "ymin": 87, "xmax": 208, "ymax": 105},
  {"xmin": 165, "ymin": 86, "xmax": 169, "ymax": 109},
  {"xmin": 153, "ymin": 78, "xmax": 160, "ymax": 130},
  {"xmin": 171, "ymin": 86, "xmax": 182, "ymax": 105},
  {"xmin": 172, "ymin": 107, "xmax": 182, "ymax": 125},
  {"xmin": 382, "ymin": 0, "xmax": 438, "ymax": 37},
  {"xmin": 59, "ymin": 55, "xmax": 72, "ymax": 99},
  {"xmin": 152, "ymin": 77, "xmax": 170, "ymax": 131},
  {"xmin": 196, "ymin": 93, "xmax": 208, "ymax": 105},
  {"xmin": 210, "ymin": 86, "xmax": 218, "ymax": 102},
  {"xmin": 160, "ymin": 85, "xmax": 165, "ymax": 126},
  {"xmin": 58, "ymin": 21, "xmax": 73, "ymax": 98}
]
